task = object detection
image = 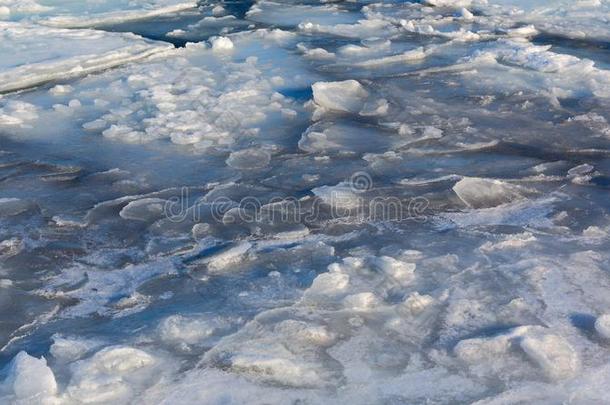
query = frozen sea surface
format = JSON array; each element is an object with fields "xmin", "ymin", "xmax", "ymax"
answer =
[{"xmin": 1, "ymin": 0, "xmax": 610, "ymax": 404}]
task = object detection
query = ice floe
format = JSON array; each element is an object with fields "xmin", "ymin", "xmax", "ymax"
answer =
[
  {"xmin": 1, "ymin": 0, "xmax": 610, "ymax": 403},
  {"xmin": 1, "ymin": 0, "xmax": 197, "ymax": 28},
  {"xmin": 0, "ymin": 22, "xmax": 172, "ymax": 93}
]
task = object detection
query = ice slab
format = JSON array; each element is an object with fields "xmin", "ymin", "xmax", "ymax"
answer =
[
  {"xmin": 0, "ymin": 29, "xmax": 308, "ymax": 155},
  {"xmin": 483, "ymin": 0, "xmax": 610, "ymax": 42},
  {"xmin": 1, "ymin": 0, "xmax": 610, "ymax": 403},
  {"xmin": 0, "ymin": 352, "xmax": 57, "ymax": 401},
  {"xmin": 0, "ymin": 22, "xmax": 172, "ymax": 93},
  {"xmin": 311, "ymin": 80, "xmax": 369, "ymax": 114},
  {"xmin": 247, "ymin": 1, "xmax": 356, "ymax": 27},
  {"xmin": 0, "ymin": 0, "xmax": 197, "ymax": 28}
]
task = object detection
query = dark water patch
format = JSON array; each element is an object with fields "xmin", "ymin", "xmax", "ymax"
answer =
[
  {"xmin": 221, "ymin": 0, "xmax": 256, "ymax": 19},
  {"xmin": 98, "ymin": 11, "xmax": 205, "ymax": 47},
  {"xmin": 278, "ymin": 86, "xmax": 313, "ymax": 102},
  {"xmin": 486, "ymin": 141, "xmax": 610, "ymax": 164},
  {"xmin": 533, "ymin": 33, "xmax": 610, "ymax": 68}
]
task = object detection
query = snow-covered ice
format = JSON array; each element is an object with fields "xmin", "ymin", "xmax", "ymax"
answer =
[
  {"xmin": 1, "ymin": 0, "xmax": 610, "ymax": 403},
  {"xmin": 0, "ymin": 22, "xmax": 172, "ymax": 93},
  {"xmin": 0, "ymin": 0, "xmax": 197, "ymax": 28}
]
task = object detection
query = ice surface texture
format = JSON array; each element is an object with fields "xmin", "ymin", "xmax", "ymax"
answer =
[
  {"xmin": 0, "ymin": 22, "xmax": 173, "ymax": 93},
  {"xmin": 1, "ymin": 0, "xmax": 610, "ymax": 404},
  {"xmin": 0, "ymin": 0, "xmax": 197, "ymax": 27}
]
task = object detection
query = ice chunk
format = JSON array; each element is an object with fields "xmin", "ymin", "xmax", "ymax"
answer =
[
  {"xmin": 0, "ymin": 197, "xmax": 32, "ymax": 216},
  {"xmin": 299, "ymin": 122, "xmax": 406, "ymax": 154},
  {"xmin": 0, "ymin": 22, "xmax": 171, "ymax": 94},
  {"xmin": 1, "ymin": 351, "xmax": 57, "ymax": 400},
  {"xmin": 460, "ymin": 7, "xmax": 474, "ymax": 20},
  {"xmin": 299, "ymin": 18, "xmax": 397, "ymax": 39},
  {"xmin": 224, "ymin": 346, "xmax": 325, "ymax": 387},
  {"xmin": 374, "ymin": 256, "xmax": 416, "ymax": 286},
  {"xmin": 568, "ymin": 164, "xmax": 595, "ymax": 177},
  {"xmin": 301, "ymin": 47, "xmax": 335, "ymax": 60},
  {"xmin": 343, "ymin": 292, "xmax": 380, "ymax": 311},
  {"xmin": 14, "ymin": 1, "xmax": 198, "ymax": 28},
  {"xmin": 483, "ymin": 0, "xmax": 610, "ymax": 42},
  {"xmin": 49, "ymin": 84, "xmax": 73, "ymax": 96},
  {"xmin": 2, "ymin": 31, "xmax": 301, "ymax": 150},
  {"xmin": 455, "ymin": 333, "xmax": 513, "ymax": 365},
  {"xmin": 247, "ymin": 1, "xmax": 354, "ymax": 27},
  {"xmin": 305, "ymin": 271, "xmax": 350, "ymax": 298},
  {"xmin": 158, "ymin": 315, "xmax": 234, "ymax": 349},
  {"xmin": 274, "ymin": 320, "xmax": 336, "ymax": 347},
  {"xmin": 463, "ymin": 39, "xmax": 610, "ymax": 98},
  {"xmin": 212, "ymin": 5, "xmax": 226, "ymax": 16},
  {"xmin": 400, "ymin": 292, "xmax": 436, "ymax": 316},
  {"xmin": 455, "ymin": 326, "xmax": 579, "ymax": 381},
  {"xmin": 202, "ymin": 315, "xmax": 338, "ymax": 389},
  {"xmin": 50, "ymin": 335, "xmax": 102, "ymax": 363},
  {"xmin": 423, "ymin": 0, "xmax": 474, "ymax": 7},
  {"xmin": 311, "ymin": 80, "xmax": 369, "ymax": 114},
  {"xmin": 0, "ymin": 100, "xmax": 38, "ymax": 126},
  {"xmin": 201, "ymin": 242, "xmax": 252, "ymax": 272},
  {"xmin": 211, "ymin": 36, "xmax": 234, "ymax": 52},
  {"xmin": 595, "ymin": 314, "xmax": 610, "ymax": 339},
  {"xmin": 354, "ymin": 47, "xmax": 427, "ymax": 68},
  {"xmin": 490, "ymin": 40, "xmax": 591, "ymax": 74},
  {"xmin": 119, "ymin": 197, "xmax": 167, "ymax": 222},
  {"xmin": 453, "ymin": 177, "xmax": 532, "ymax": 209},
  {"xmin": 520, "ymin": 334, "xmax": 579, "ymax": 380},
  {"xmin": 67, "ymin": 346, "xmax": 157, "ymax": 403},
  {"xmin": 226, "ymin": 148, "xmax": 271, "ymax": 169},
  {"xmin": 312, "ymin": 183, "xmax": 363, "ymax": 209},
  {"xmin": 43, "ymin": 258, "xmax": 178, "ymax": 317}
]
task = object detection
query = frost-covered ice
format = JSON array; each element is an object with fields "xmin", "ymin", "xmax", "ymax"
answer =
[
  {"xmin": 0, "ymin": 0, "xmax": 197, "ymax": 27},
  {"xmin": 2, "ymin": 0, "xmax": 610, "ymax": 404},
  {"xmin": 0, "ymin": 22, "xmax": 172, "ymax": 93}
]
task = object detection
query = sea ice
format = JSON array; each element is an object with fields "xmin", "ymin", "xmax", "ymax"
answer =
[
  {"xmin": 1, "ymin": 0, "xmax": 197, "ymax": 28},
  {"xmin": 1, "ymin": 0, "xmax": 610, "ymax": 403},
  {"xmin": 0, "ymin": 22, "xmax": 171, "ymax": 93},
  {"xmin": 0, "ymin": 351, "xmax": 57, "ymax": 401},
  {"xmin": 595, "ymin": 314, "xmax": 610, "ymax": 339},
  {"xmin": 66, "ymin": 346, "xmax": 160, "ymax": 403},
  {"xmin": 311, "ymin": 80, "xmax": 369, "ymax": 114},
  {"xmin": 453, "ymin": 177, "xmax": 533, "ymax": 209}
]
